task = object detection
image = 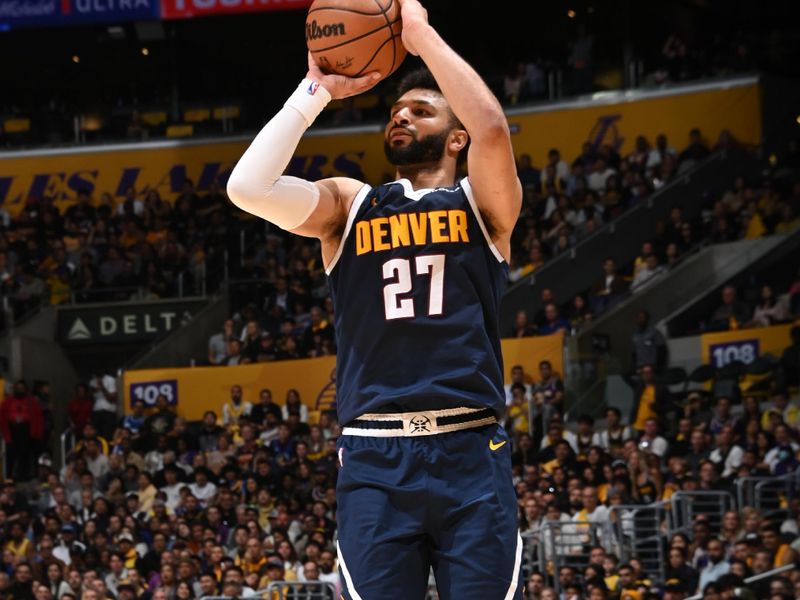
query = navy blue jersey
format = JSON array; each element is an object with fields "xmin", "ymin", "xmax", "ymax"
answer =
[{"xmin": 327, "ymin": 177, "xmax": 509, "ymax": 425}]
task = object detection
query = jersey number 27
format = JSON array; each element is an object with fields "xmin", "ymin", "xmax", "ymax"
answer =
[{"xmin": 382, "ymin": 254, "xmax": 445, "ymax": 320}]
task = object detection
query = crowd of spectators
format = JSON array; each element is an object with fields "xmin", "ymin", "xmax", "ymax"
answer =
[
  {"xmin": 1, "ymin": 384, "xmax": 345, "ymax": 600},
  {"xmin": 508, "ymin": 138, "xmax": 800, "ymax": 339},
  {"xmin": 0, "ymin": 346, "xmax": 798, "ymax": 600},
  {"xmin": 0, "ymin": 177, "xmax": 276, "ymax": 331},
  {"xmin": 508, "ymin": 357, "xmax": 800, "ymax": 600}
]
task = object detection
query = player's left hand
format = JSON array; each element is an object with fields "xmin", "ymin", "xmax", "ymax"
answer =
[
  {"xmin": 306, "ymin": 52, "xmax": 381, "ymax": 99},
  {"xmin": 397, "ymin": 0, "xmax": 429, "ymax": 56}
]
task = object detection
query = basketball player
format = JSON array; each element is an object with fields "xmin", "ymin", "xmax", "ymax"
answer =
[{"xmin": 227, "ymin": 0, "xmax": 523, "ymax": 597}]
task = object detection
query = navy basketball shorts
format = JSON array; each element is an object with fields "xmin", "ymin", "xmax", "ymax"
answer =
[{"xmin": 335, "ymin": 422, "xmax": 523, "ymax": 599}]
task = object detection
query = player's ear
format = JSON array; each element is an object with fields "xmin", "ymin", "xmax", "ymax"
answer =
[{"xmin": 449, "ymin": 129, "xmax": 469, "ymax": 154}]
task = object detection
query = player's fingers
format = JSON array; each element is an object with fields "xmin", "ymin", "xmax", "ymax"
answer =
[{"xmin": 341, "ymin": 72, "xmax": 381, "ymax": 98}]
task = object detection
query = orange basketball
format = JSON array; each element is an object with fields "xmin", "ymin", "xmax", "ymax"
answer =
[{"xmin": 306, "ymin": 0, "xmax": 407, "ymax": 81}]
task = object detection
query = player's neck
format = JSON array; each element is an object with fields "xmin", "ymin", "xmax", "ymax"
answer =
[{"xmin": 394, "ymin": 164, "xmax": 456, "ymax": 190}]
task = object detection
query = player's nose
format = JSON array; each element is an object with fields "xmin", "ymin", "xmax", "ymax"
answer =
[{"xmin": 390, "ymin": 107, "xmax": 411, "ymax": 126}]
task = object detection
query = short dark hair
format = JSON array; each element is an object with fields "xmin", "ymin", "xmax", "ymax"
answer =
[{"xmin": 397, "ymin": 67, "xmax": 441, "ymax": 99}]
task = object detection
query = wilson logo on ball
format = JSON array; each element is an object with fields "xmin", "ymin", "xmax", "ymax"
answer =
[{"xmin": 305, "ymin": 20, "xmax": 346, "ymax": 41}]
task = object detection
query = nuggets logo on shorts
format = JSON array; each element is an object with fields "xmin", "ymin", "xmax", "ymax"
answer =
[{"xmin": 408, "ymin": 414, "xmax": 432, "ymax": 434}]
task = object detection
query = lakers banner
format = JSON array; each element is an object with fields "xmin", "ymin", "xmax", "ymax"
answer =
[
  {"xmin": 0, "ymin": 78, "xmax": 759, "ymax": 216},
  {"xmin": 507, "ymin": 78, "xmax": 760, "ymax": 175},
  {"xmin": 122, "ymin": 333, "xmax": 564, "ymax": 420},
  {"xmin": 701, "ymin": 322, "xmax": 796, "ymax": 369}
]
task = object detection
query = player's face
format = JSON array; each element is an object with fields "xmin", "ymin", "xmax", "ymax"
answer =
[{"xmin": 383, "ymin": 89, "xmax": 458, "ymax": 166}]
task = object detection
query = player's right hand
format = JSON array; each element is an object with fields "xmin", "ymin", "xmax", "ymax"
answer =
[
  {"xmin": 306, "ymin": 52, "xmax": 381, "ymax": 100},
  {"xmin": 397, "ymin": 0, "xmax": 429, "ymax": 56}
]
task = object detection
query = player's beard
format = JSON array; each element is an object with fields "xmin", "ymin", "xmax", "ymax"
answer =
[{"xmin": 384, "ymin": 130, "xmax": 449, "ymax": 166}]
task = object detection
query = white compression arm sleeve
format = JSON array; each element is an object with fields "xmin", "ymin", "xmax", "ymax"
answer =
[{"xmin": 226, "ymin": 79, "xmax": 332, "ymax": 231}]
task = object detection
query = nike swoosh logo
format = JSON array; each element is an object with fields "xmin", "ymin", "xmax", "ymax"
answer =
[{"xmin": 489, "ymin": 440, "xmax": 507, "ymax": 451}]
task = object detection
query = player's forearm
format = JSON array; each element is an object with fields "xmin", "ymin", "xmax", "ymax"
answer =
[
  {"xmin": 408, "ymin": 24, "xmax": 509, "ymax": 143},
  {"xmin": 226, "ymin": 80, "xmax": 331, "ymax": 230}
]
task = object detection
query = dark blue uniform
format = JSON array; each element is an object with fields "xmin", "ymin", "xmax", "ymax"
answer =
[{"xmin": 328, "ymin": 177, "xmax": 523, "ymax": 599}]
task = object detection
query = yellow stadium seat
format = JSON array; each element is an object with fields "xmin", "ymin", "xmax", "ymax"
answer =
[
  {"xmin": 166, "ymin": 124, "xmax": 194, "ymax": 138},
  {"xmin": 141, "ymin": 111, "xmax": 167, "ymax": 126},
  {"xmin": 212, "ymin": 106, "xmax": 241, "ymax": 120},
  {"xmin": 184, "ymin": 108, "xmax": 211, "ymax": 123},
  {"xmin": 3, "ymin": 118, "xmax": 31, "ymax": 133}
]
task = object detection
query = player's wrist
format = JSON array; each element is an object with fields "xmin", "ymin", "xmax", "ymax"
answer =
[{"xmin": 285, "ymin": 78, "xmax": 332, "ymax": 126}]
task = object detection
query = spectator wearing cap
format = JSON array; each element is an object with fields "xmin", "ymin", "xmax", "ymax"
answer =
[
  {"xmin": 116, "ymin": 532, "xmax": 139, "ymax": 570},
  {"xmin": 53, "ymin": 523, "xmax": 85, "ymax": 566},
  {"xmin": 697, "ymin": 538, "xmax": 729, "ymax": 592}
]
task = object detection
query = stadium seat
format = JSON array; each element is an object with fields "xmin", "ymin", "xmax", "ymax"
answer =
[
  {"xmin": 661, "ymin": 365, "xmax": 688, "ymax": 394},
  {"xmin": 743, "ymin": 353, "xmax": 779, "ymax": 397},
  {"xmin": 184, "ymin": 107, "xmax": 211, "ymax": 123},
  {"xmin": 212, "ymin": 105, "xmax": 241, "ymax": 120},
  {"xmin": 2, "ymin": 117, "xmax": 31, "ymax": 133},
  {"xmin": 713, "ymin": 360, "xmax": 745, "ymax": 401},
  {"xmin": 686, "ymin": 363, "xmax": 715, "ymax": 398},
  {"xmin": 166, "ymin": 124, "xmax": 194, "ymax": 138},
  {"xmin": 141, "ymin": 111, "xmax": 167, "ymax": 126}
]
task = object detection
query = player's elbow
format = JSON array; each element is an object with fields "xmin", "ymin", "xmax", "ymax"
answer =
[
  {"xmin": 226, "ymin": 167, "xmax": 272, "ymax": 214},
  {"xmin": 473, "ymin": 113, "xmax": 511, "ymax": 145}
]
